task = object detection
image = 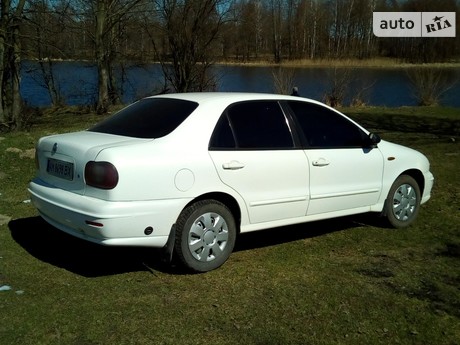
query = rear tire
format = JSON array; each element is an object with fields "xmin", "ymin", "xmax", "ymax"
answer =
[
  {"xmin": 174, "ymin": 200, "xmax": 236, "ymax": 272},
  {"xmin": 385, "ymin": 175, "xmax": 421, "ymax": 228}
]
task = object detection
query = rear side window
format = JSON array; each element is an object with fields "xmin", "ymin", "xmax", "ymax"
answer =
[
  {"xmin": 89, "ymin": 98, "xmax": 198, "ymax": 138},
  {"xmin": 210, "ymin": 101, "xmax": 294, "ymax": 150},
  {"xmin": 287, "ymin": 101, "xmax": 366, "ymax": 148}
]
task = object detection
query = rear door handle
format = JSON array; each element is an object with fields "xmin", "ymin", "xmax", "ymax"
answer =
[
  {"xmin": 312, "ymin": 158, "xmax": 330, "ymax": 167},
  {"xmin": 222, "ymin": 160, "xmax": 245, "ymax": 170}
]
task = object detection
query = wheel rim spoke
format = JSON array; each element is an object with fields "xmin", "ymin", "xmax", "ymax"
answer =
[
  {"xmin": 400, "ymin": 184, "xmax": 408, "ymax": 196},
  {"xmin": 393, "ymin": 192, "xmax": 402, "ymax": 203},
  {"xmin": 405, "ymin": 209, "xmax": 412, "ymax": 218},
  {"xmin": 407, "ymin": 186, "xmax": 415, "ymax": 199},
  {"xmin": 393, "ymin": 203, "xmax": 403, "ymax": 215},
  {"xmin": 201, "ymin": 213, "xmax": 214, "ymax": 229},
  {"xmin": 216, "ymin": 231, "xmax": 228, "ymax": 243},
  {"xmin": 189, "ymin": 240, "xmax": 204, "ymax": 253},
  {"xmin": 199, "ymin": 246, "xmax": 211, "ymax": 262},
  {"xmin": 213, "ymin": 215, "xmax": 225, "ymax": 231},
  {"xmin": 190, "ymin": 222, "xmax": 205, "ymax": 238},
  {"xmin": 211, "ymin": 242, "xmax": 223, "ymax": 257}
]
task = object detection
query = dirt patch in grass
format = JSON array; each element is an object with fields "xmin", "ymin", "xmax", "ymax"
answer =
[
  {"xmin": 0, "ymin": 214, "xmax": 11, "ymax": 226},
  {"xmin": 5, "ymin": 147, "xmax": 35, "ymax": 159}
]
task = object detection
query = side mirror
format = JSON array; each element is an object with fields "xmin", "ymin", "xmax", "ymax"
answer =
[{"xmin": 365, "ymin": 132, "xmax": 381, "ymax": 148}]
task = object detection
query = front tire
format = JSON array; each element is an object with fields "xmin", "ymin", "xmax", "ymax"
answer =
[
  {"xmin": 174, "ymin": 200, "xmax": 236, "ymax": 272},
  {"xmin": 385, "ymin": 175, "xmax": 421, "ymax": 228}
]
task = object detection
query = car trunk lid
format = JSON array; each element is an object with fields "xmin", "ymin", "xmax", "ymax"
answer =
[{"xmin": 36, "ymin": 131, "xmax": 150, "ymax": 195}]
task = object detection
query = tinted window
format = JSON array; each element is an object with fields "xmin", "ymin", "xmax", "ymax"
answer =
[
  {"xmin": 210, "ymin": 114, "xmax": 236, "ymax": 148},
  {"xmin": 89, "ymin": 98, "xmax": 198, "ymax": 139},
  {"xmin": 210, "ymin": 101, "xmax": 293, "ymax": 149},
  {"xmin": 287, "ymin": 101, "xmax": 365, "ymax": 148}
]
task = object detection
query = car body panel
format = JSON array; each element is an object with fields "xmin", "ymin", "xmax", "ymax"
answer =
[
  {"xmin": 372, "ymin": 140, "xmax": 434, "ymax": 207},
  {"xmin": 29, "ymin": 177, "xmax": 187, "ymax": 246},
  {"xmin": 209, "ymin": 150, "xmax": 310, "ymax": 223},
  {"xmin": 305, "ymin": 147, "xmax": 384, "ymax": 215}
]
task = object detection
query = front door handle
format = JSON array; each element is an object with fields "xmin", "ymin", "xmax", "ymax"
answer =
[
  {"xmin": 222, "ymin": 160, "xmax": 245, "ymax": 170},
  {"xmin": 312, "ymin": 158, "xmax": 330, "ymax": 167}
]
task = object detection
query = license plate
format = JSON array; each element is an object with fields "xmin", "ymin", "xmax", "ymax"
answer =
[{"xmin": 47, "ymin": 158, "xmax": 74, "ymax": 180}]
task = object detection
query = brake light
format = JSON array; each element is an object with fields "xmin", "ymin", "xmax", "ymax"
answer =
[{"xmin": 84, "ymin": 161, "xmax": 119, "ymax": 189}]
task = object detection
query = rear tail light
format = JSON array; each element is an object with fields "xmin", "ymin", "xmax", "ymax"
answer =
[{"xmin": 84, "ymin": 161, "xmax": 119, "ymax": 189}]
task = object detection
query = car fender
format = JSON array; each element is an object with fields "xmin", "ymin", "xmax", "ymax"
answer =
[{"xmin": 373, "ymin": 140, "xmax": 431, "ymax": 210}]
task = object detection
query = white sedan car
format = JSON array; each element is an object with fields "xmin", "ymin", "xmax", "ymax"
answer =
[{"xmin": 29, "ymin": 93, "xmax": 434, "ymax": 272}]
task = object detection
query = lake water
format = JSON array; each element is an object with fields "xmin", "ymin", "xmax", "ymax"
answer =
[{"xmin": 20, "ymin": 61, "xmax": 460, "ymax": 108}]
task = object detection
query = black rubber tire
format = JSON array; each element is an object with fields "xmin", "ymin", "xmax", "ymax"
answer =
[
  {"xmin": 174, "ymin": 200, "xmax": 236, "ymax": 273},
  {"xmin": 385, "ymin": 175, "xmax": 421, "ymax": 228}
]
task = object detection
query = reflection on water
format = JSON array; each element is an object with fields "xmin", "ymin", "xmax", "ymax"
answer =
[{"xmin": 20, "ymin": 61, "xmax": 460, "ymax": 107}]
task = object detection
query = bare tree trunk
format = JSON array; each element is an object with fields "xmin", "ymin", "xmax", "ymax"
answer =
[
  {"xmin": 0, "ymin": 0, "xmax": 26, "ymax": 129},
  {"xmin": 36, "ymin": 59, "xmax": 61, "ymax": 106},
  {"xmin": 271, "ymin": 0, "xmax": 282, "ymax": 63},
  {"xmin": 333, "ymin": 0, "xmax": 340, "ymax": 57},
  {"xmin": 0, "ymin": 0, "xmax": 11, "ymax": 124},
  {"xmin": 93, "ymin": 0, "xmax": 142, "ymax": 114},
  {"xmin": 286, "ymin": 0, "xmax": 294, "ymax": 59},
  {"xmin": 366, "ymin": 0, "xmax": 377, "ymax": 58},
  {"xmin": 254, "ymin": 0, "xmax": 263, "ymax": 58},
  {"xmin": 11, "ymin": 16, "xmax": 22, "ymax": 129},
  {"xmin": 342, "ymin": 0, "xmax": 354, "ymax": 55},
  {"xmin": 95, "ymin": 0, "xmax": 110, "ymax": 114},
  {"xmin": 310, "ymin": 0, "xmax": 317, "ymax": 59}
]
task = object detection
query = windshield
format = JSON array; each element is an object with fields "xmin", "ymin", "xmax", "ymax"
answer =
[{"xmin": 89, "ymin": 98, "xmax": 198, "ymax": 139}]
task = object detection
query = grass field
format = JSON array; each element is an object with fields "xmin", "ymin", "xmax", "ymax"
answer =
[{"xmin": 0, "ymin": 106, "xmax": 459, "ymax": 345}]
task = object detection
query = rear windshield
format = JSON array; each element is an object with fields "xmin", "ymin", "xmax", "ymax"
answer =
[{"xmin": 89, "ymin": 98, "xmax": 198, "ymax": 138}]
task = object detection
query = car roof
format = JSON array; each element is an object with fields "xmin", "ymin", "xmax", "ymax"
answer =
[{"xmin": 147, "ymin": 92, "xmax": 321, "ymax": 106}]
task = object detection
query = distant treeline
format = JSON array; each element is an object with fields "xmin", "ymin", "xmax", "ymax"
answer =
[{"xmin": 21, "ymin": 0, "xmax": 460, "ymax": 63}]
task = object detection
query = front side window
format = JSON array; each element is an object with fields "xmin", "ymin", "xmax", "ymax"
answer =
[
  {"xmin": 210, "ymin": 101, "xmax": 293, "ymax": 150},
  {"xmin": 89, "ymin": 98, "xmax": 198, "ymax": 139},
  {"xmin": 287, "ymin": 101, "xmax": 366, "ymax": 148}
]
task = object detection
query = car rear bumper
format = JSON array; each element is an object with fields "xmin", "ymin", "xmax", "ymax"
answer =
[{"xmin": 29, "ymin": 178, "xmax": 189, "ymax": 247}]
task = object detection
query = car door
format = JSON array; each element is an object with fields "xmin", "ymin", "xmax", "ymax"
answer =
[
  {"xmin": 208, "ymin": 100, "xmax": 310, "ymax": 224},
  {"xmin": 286, "ymin": 101, "xmax": 384, "ymax": 215}
]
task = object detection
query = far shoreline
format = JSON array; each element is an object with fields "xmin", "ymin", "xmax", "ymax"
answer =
[
  {"xmin": 23, "ymin": 57, "xmax": 460, "ymax": 69},
  {"xmin": 216, "ymin": 57, "xmax": 460, "ymax": 69}
]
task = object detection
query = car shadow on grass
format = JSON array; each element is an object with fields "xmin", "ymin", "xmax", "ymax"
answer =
[
  {"xmin": 9, "ymin": 213, "xmax": 388, "ymax": 277},
  {"xmin": 234, "ymin": 213, "xmax": 388, "ymax": 252},
  {"xmin": 8, "ymin": 216, "xmax": 169, "ymax": 277}
]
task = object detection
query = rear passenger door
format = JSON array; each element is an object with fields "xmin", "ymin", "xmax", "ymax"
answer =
[{"xmin": 208, "ymin": 100, "xmax": 310, "ymax": 224}]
